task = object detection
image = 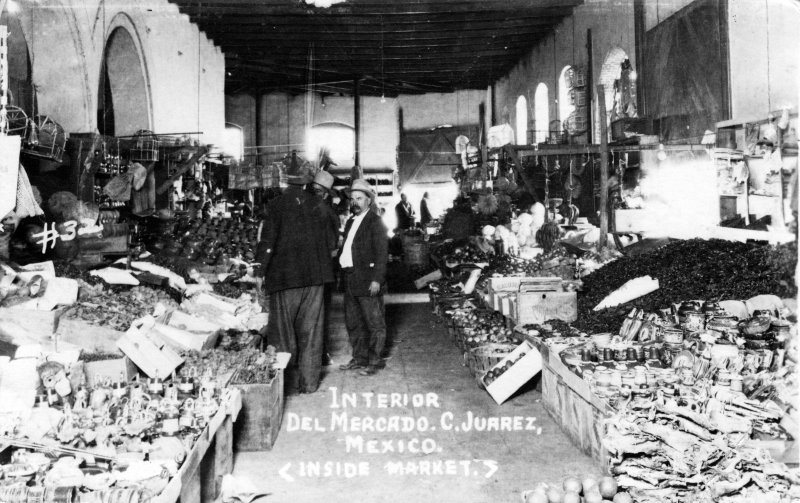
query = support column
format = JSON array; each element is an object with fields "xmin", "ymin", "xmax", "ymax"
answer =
[{"xmin": 597, "ymin": 84, "xmax": 609, "ymax": 249}]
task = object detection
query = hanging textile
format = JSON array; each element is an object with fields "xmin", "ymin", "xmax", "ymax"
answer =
[
  {"xmin": 15, "ymin": 163, "xmax": 45, "ymax": 218},
  {"xmin": 0, "ymin": 135, "xmax": 21, "ymax": 219}
]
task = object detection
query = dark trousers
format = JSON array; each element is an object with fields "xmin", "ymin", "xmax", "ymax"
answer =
[
  {"xmin": 267, "ymin": 285, "xmax": 325, "ymax": 393},
  {"xmin": 343, "ymin": 279, "xmax": 386, "ymax": 367}
]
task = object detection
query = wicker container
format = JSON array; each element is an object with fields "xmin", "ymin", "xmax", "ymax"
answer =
[
  {"xmin": 569, "ymin": 88, "xmax": 587, "ymax": 107},
  {"xmin": 403, "ymin": 239, "xmax": 430, "ymax": 268},
  {"xmin": 466, "ymin": 343, "xmax": 519, "ymax": 379}
]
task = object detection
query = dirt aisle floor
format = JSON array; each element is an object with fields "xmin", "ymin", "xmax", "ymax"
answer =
[{"xmin": 233, "ymin": 299, "xmax": 600, "ymax": 503}]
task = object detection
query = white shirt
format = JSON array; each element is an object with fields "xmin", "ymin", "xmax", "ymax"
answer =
[{"xmin": 338, "ymin": 210, "xmax": 369, "ymax": 268}]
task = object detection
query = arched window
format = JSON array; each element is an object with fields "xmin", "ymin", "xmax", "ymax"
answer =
[
  {"xmin": 558, "ymin": 66, "xmax": 575, "ymax": 128},
  {"xmin": 515, "ymin": 95, "xmax": 528, "ymax": 145},
  {"xmin": 307, "ymin": 122, "xmax": 355, "ymax": 163},
  {"xmin": 534, "ymin": 83, "xmax": 549, "ymax": 144}
]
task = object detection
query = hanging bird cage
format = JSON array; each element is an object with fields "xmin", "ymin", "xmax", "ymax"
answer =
[
  {"xmin": 130, "ymin": 129, "xmax": 160, "ymax": 162},
  {"xmin": 3, "ymin": 106, "xmax": 31, "ymax": 138},
  {"xmin": 22, "ymin": 115, "xmax": 67, "ymax": 163}
]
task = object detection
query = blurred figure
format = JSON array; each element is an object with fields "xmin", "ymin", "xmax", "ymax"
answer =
[
  {"xmin": 395, "ymin": 193, "xmax": 416, "ymax": 229},
  {"xmin": 420, "ymin": 191, "xmax": 432, "ymax": 227}
]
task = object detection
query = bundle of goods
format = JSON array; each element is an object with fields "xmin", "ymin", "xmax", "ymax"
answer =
[
  {"xmin": 63, "ymin": 285, "xmax": 178, "ymax": 332},
  {"xmin": 522, "ymin": 475, "xmax": 631, "ymax": 503},
  {"xmin": 180, "ymin": 291, "xmax": 265, "ymax": 331},
  {"xmin": 603, "ymin": 384, "xmax": 800, "ymax": 502},
  {"xmin": 576, "ymin": 239, "xmax": 797, "ymax": 334},
  {"xmin": 148, "ymin": 216, "xmax": 260, "ymax": 267}
]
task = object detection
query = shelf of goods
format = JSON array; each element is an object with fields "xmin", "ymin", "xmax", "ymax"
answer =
[{"xmin": 0, "ymin": 258, "xmax": 284, "ymax": 503}]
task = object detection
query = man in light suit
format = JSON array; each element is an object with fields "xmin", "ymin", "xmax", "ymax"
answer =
[{"xmin": 337, "ymin": 179, "xmax": 389, "ymax": 376}]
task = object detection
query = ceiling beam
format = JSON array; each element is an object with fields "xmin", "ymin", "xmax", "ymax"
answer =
[
  {"xmin": 185, "ymin": 12, "xmax": 566, "ymax": 25},
  {"xmin": 173, "ymin": 1, "xmax": 577, "ymax": 16}
]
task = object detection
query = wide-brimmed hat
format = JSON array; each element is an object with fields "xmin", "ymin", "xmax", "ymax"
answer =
[
  {"xmin": 346, "ymin": 178, "xmax": 376, "ymax": 199},
  {"xmin": 312, "ymin": 170, "xmax": 335, "ymax": 193}
]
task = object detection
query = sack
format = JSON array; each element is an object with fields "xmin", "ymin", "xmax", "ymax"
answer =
[{"xmin": 104, "ymin": 173, "xmax": 133, "ymax": 201}]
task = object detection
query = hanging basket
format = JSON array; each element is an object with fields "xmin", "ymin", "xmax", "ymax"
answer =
[
  {"xmin": 22, "ymin": 115, "xmax": 67, "ymax": 163},
  {"xmin": 4, "ymin": 106, "xmax": 31, "ymax": 138},
  {"xmin": 130, "ymin": 129, "xmax": 160, "ymax": 162},
  {"xmin": 570, "ymin": 88, "xmax": 587, "ymax": 108}
]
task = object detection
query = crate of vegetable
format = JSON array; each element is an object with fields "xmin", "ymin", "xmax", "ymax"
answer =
[
  {"xmin": 232, "ymin": 348, "xmax": 290, "ymax": 452},
  {"xmin": 466, "ymin": 343, "xmax": 519, "ymax": 381}
]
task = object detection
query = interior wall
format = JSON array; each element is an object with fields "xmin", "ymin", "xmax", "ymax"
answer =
[
  {"xmin": 728, "ymin": 0, "xmax": 799, "ymax": 118},
  {"xmin": 252, "ymin": 90, "xmax": 483, "ymax": 170},
  {"xmin": 225, "ymin": 94, "xmax": 257, "ymax": 158},
  {"xmin": 7, "ymin": 0, "xmax": 225, "ymax": 145},
  {"xmin": 493, "ymin": 0, "xmax": 637, "ymax": 144}
]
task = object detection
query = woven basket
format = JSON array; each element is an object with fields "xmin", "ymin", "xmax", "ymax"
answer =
[
  {"xmin": 466, "ymin": 343, "xmax": 518, "ymax": 379},
  {"xmin": 403, "ymin": 240, "xmax": 430, "ymax": 267}
]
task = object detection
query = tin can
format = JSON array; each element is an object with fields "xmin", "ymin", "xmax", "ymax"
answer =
[
  {"xmin": 603, "ymin": 348, "xmax": 613, "ymax": 362},
  {"xmin": 730, "ymin": 374, "xmax": 743, "ymax": 392},
  {"xmin": 627, "ymin": 347, "xmax": 638, "ymax": 361},
  {"xmin": 615, "ymin": 349, "xmax": 626, "ymax": 362}
]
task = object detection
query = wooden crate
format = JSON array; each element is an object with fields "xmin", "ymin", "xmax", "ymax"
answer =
[
  {"xmin": 515, "ymin": 291, "xmax": 577, "ymax": 325},
  {"xmin": 542, "ymin": 362, "xmax": 610, "ymax": 469},
  {"xmin": 0, "ymin": 307, "xmax": 64, "ymax": 340},
  {"xmin": 84, "ymin": 356, "xmax": 139, "ymax": 387},
  {"xmin": 56, "ymin": 318, "xmax": 125, "ymax": 353},
  {"xmin": 232, "ymin": 369, "xmax": 285, "ymax": 451}
]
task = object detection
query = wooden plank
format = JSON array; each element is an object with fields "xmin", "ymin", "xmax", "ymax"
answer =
[
  {"xmin": 57, "ymin": 318, "xmax": 125, "ymax": 354},
  {"xmin": 0, "ymin": 307, "xmax": 63, "ymax": 341},
  {"xmin": 597, "ymin": 84, "xmax": 609, "ymax": 249},
  {"xmin": 233, "ymin": 370, "xmax": 285, "ymax": 451}
]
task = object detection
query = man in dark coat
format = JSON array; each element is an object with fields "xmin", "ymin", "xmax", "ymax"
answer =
[
  {"xmin": 338, "ymin": 179, "xmax": 389, "ymax": 376},
  {"xmin": 420, "ymin": 191, "xmax": 433, "ymax": 226},
  {"xmin": 255, "ymin": 168, "xmax": 338, "ymax": 393},
  {"xmin": 395, "ymin": 193, "xmax": 416, "ymax": 229}
]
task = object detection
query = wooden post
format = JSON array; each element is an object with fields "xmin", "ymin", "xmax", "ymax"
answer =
[
  {"xmin": 353, "ymin": 78, "xmax": 361, "ymax": 167},
  {"xmin": 596, "ymin": 84, "xmax": 609, "ymax": 249}
]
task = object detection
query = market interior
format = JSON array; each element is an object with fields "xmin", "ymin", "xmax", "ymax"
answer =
[{"xmin": 0, "ymin": 0, "xmax": 798, "ymax": 502}]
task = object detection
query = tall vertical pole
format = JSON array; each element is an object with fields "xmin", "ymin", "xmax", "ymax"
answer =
[
  {"xmin": 597, "ymin": 84, "xmax": 609, "ymax": 249},
  {"xmin": 354, "ymin": 78, "xmax": 361, "ymax": 168}
]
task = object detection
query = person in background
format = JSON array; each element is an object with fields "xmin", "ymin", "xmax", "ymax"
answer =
[
  {"xmin": 420, "ymin": 191, "xmax": 432, "ymax": 227},
  {"xmin": 254, "ymin": 166, "xmax": 337, "ymax": 394},
  {"xmin": 338, "ymin": 179, "xmax": 389, "ymax": 376},
  {"xmin": 395, "ymin": 193, "xmax": 416, "ymax": 229}
]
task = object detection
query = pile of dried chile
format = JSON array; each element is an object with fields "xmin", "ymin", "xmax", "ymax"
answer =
[{"xmin": 574, "ymin": 239, "xmax": 797, "ymax": 334}]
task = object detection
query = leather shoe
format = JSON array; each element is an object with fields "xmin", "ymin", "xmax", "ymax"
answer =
[
  {"xmin": 339, "ymin": 360, "xmax": 366, "ymax": 371},
  {"xmin": 359, "ymin": 365, "xmax": 380, "ymax": 376}
]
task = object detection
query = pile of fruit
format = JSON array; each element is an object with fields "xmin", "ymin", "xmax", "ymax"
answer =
[
  {"xmin": 461, "ymin": 323, "xmax": 517, "ymax": 347},
  {"xmin": 520, "ymin": 320, "xmax": 586, "ymax": 339},
  {"xmin": 483, "ymin": 351, "xmax": 525, "ymax": 385},
  {"xmin": 523, "ymin": 475, "xmax": 632, "ymax": 503}
]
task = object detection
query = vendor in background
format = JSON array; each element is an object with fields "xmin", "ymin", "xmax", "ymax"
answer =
[
  {"xmin": 395, "ymin": 193, "xmax": 416, "ymax": 230},
  {"xmin": 420, "ymin": 192, "xmax": 433, "ymax": 227}
]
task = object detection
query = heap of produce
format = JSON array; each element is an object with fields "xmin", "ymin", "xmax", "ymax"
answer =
[
  {"xmin": 523, "ymin": 475, "xmax": 629, "ymax": 503},
  {"xmin": 63, "ymin": 284, "xmax": 178, "ymax": 332},
  {"xmin": 575, "ymin": 239, "xmax": 797, "ymax": 334},
  {"xmin": 449, "ymin": 308, "xmax": 519, "ymax": 347},
  {"xmin": 149, "ymin": 216, "xmax": 260, "ymax": 266},
  {"xmin": 432, "ymin": 240, "xmax": 490, "ymax": 266}
]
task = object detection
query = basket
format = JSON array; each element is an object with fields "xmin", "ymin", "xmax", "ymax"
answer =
[
  {"xmin": 23, "ymin": 115, "xmax": 66, "ymax": 162},
  {"xmin": 130, "ymin": 130, "xmax": 160, "ymax": 162},
  {"xmin": 569, "ymin": 88, "xmax": 587, "ymax": 107},
  {"xmin": 402, "ymin": 237, "xmax": 430, "ymax": 268},
  {"xmin": 466, "ymin": 343, "xmax": 518, "ymax": 380}
]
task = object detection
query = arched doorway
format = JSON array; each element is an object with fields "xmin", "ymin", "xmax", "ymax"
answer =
[
  {"xmin": 594, "ymin": 47, "xmax": 635, "ymax": 143},
  {"xmin": 98, "ymin": 25, "xmax": 151, "ymax": 136},
  {"xmin": 533, "ymin": 83, "xmax": 549, "ymax": 144},
  {"xmin": 515, "ymin": 95, "xmax": 528, "ymax": 145}
]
